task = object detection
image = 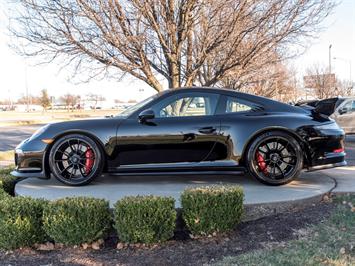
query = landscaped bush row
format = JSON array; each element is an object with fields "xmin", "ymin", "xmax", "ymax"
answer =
[
  {"xmin": 0, "ymin": 174, "xmax": 244, "ymax": 249},
  {"xmin": 0, "ymin": 196, "xmax": 48, "ymax": 249},
  {"xmin": 114, "ymin": 195, "xmax": 176, "ymax": 244},
  {"xmin": 0, "ymin": 167, "xmax": 17, "ymax": 195},
  {"xmin": 181, "ymin": 185, "xmax": 244, "ymax": 235}
]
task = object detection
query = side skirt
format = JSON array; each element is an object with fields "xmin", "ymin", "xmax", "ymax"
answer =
[{"xmin": 107, "ymin": 160, "xmax": 246, "ymax": 176}]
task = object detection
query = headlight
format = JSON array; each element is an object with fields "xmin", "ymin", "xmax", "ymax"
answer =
[
  {"xmin": 314, "ymin": 122, "xmax": 341, "ymax": 130},
  {"xmin": 28, "ymin": 124, "xmax": 50, "ymax": 141}
]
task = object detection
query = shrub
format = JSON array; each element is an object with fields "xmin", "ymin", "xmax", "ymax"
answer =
[
  {"xmin": 0, "ymin": 167, "xmax": 13, "ymax": 176},
  {"xmin": 114, "ymin": 196, "xmax": 176, "ymax": 244},
  {"xmin": 0, "ymin": 188, "xmax": 10, "ymax": 200},
  {"xmin": 0, "ymin": 196, "xmax": 48, "ymax": 249},
  {"xmin": 0, "ymin": 173, "xmax": 18, "ymax": 196},
  {"xmin": 181, "ymin": 185, "xmax": 244, "ymax": 235},
  {"xmin": 43, "ymin": 197, "xmax": 111, "ymax": 245}
]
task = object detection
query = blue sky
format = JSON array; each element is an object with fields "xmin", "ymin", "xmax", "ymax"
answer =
[{"xmin": 0, "ymin": 0, "xmax": 354, "ymax": 102}]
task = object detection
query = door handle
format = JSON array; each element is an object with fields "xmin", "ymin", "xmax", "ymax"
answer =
[{"xmin": 198, "ymin": 127, "xmax": 217, "ymax": 134}]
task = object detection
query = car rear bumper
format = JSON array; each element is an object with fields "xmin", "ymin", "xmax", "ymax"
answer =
[{"xmin": 306, "ymin": 161, "xmax": 347, "ymax": 172}]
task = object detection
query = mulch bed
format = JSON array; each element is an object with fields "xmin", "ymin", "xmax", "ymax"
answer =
[{"xmin": 0, "ymin": 200, "xmax": 335, "ymax": 266}]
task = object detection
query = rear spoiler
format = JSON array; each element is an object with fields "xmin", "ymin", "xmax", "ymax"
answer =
[{"xmin": 312, "ymin": 100, "xmax": 337, "ymax": 116}]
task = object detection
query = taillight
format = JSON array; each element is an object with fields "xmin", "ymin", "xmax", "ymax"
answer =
[{"xmin": 333, "ymin": 148, "xmax": 344, "ymax": 153}]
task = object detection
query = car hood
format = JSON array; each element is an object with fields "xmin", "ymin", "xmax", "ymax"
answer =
[{"xmin": 37, "ymin": 116, "xmax": 125, "ymax": 139}]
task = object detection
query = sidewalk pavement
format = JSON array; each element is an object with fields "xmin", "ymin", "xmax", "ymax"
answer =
[{"xmin": 320, "ymin": 166, "xmax": 355, "ymax": 193}]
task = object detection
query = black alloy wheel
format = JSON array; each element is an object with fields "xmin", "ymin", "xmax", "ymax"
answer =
[
  {"xmin": 49, "ymin": 134, "xmax": 103, "ymax": 186},
  {"xmin": 247, "ymin": 131, "xmax": 303, "ymax": 185}
]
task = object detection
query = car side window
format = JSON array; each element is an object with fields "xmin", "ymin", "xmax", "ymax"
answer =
[
  {"xmin": 153, "ymin": 93, "xmax": 219, "ymax": 118},
  {"xmin": 225, "ymin": 96, "xmax": 256, "ymax": 113},
  {"xmin": 342, "ymin": 101, "xmax": 355, "ymax": 113}
]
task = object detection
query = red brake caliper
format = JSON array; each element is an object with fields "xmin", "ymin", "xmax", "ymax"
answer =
[
  {"xmin": 85, "ymin": 149, "xmax": 94, "ymax": 175},
  {"xmin": 256, "ymin": 151, "xmax": 268, "ymax": 174}
]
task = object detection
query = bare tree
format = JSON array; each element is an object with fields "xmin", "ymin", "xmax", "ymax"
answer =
[
  {"xmin": 86, "ymin": 93, "xmax": 105, "ymax": 110},
  {"xmin": 39, "ymin": 89, "xmax": 51, "ymax": 111},
  {"xmin": 305, "ymin": 63, "xmax": 336, "ymax": 99},
  {"xmin": 10, "ymin": 0, "xmax": 335, "ymax": 92},
  {"xmin": 60, "ymin": 94, "xmax": 80, "ymax": 111},
  {"xmin": 336, "ymin": 79, "xmax": 354, "ymax": 97}
]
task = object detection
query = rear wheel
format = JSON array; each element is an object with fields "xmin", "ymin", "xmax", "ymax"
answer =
[
  {"xmin": 49, "ymin": 134, "xmax": 104, "ymax": 186},
  {"xmin": 246, "ymin": 131, "xmax": 303, "ymax": 186}
]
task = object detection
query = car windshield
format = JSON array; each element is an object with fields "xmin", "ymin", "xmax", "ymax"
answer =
[{"xmin": 117, "ymin": 94, "xmax": 158, "ymax": 117}]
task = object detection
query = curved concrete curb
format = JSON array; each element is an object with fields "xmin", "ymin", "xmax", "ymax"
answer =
[{"xmin": 15, "ymin": 171, "xmax": 335, "ymax": 221}]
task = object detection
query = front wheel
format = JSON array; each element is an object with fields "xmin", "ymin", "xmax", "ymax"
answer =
[
  {"xmin": 246, "ymin": 131, "xmax": 303, "ymax": 186},
  {"xmin": 49, "ymin": 134, "xmax": 104, "ymax": 186}
]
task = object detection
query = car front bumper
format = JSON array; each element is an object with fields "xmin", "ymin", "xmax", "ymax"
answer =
[{"xmin": 11, "ymin": 138, "xmax": 49, "ymax": 179}]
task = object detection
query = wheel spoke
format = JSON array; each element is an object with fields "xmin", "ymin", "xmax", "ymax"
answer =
[
  {"xmin": 69, "ymin": 167, "xmax": 75, "ymax": 179},
  {"xmin": 265, "ymin": 143, "xmax": 271, "ymax": 152},
  {"xmin": 275, "ymin": 139, "xmax": 280, "ymax": 151},
  {"xmin": 57, "ymin": 150, "xmax": 70, "ymax": 157},
  {"xmin": 68, "ymin": 140, "xmax": 75, "ymax": 153},
  {"xmin": 271, "ymin": 163, "xmax": 276, "ymax": 178},
  {"xmin": 60, "ymin": 164, "xmax": 73, "ymax": 174},
  {"xmin": 276, "ymin": 164, "xmax": 285, "ymax": 179},
  {"xmin": 280, "ymin": 159, "xmax": 296, "ymax": 166},
  {"xmin": 78, "ymin": 166, "xmax": 86, "ymax": 177},
  {"xmin": 258, "ymin": 148, "xmax": 267, "ymax": 154},
  {"xmin": 76, "ymin": 140, "xmax": 81, "ymax": 152},
  {"xmin": 279, "ymin": 141, "xmax": 290, "ymax": 152},
  {"xmin": 55, "ymin": 159, "xmax": 69, "ymax": 162},
  {"xmin": 281, "ymin": 155, "xmax": 296, "ymax": 159}
]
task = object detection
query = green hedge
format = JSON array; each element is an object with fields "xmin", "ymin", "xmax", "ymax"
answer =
[
  {"xmin": 181, "ymin": 185, "xmax": 244, "ymax": 235},
  {"xmin": 0, "ymin": 174, "xmax": 18, "ymax": 196},
  {"xmin": 43, "ymin": 197, "xmax": 111, "ymax": 245},
  {"xmin": 0, "ymin": 167, "xmax": 16, "ymax": 195},
  {"xmin": 114, "ymin": 196, "xmax": 176, "ymax": 244},
  {"xmin": 0, "ymin": 196, "xmax": 48, "ymax": 249}
]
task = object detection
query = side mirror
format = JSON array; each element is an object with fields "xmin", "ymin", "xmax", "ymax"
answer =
[
  {"xmin": 138, "ymin": 109, "xmax": 155, "ymax": 123},
  {"xmin": 339, "ymin": 107, "xmax": 348, "ymax": 115}
]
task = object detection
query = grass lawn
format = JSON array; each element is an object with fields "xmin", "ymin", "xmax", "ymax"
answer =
[
  {"xmin": 215, "ymin": 194, "xmax": 355, "ymax": 266},
  {"xmin": 0, "ymin": 150, "xmax": 14, "ymax": 161},
  {"xmin": 0, "ymin": 109, "xmax": 120, "ymax": 126}
]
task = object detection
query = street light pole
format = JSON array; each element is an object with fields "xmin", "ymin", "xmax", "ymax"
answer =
[{"xmin": 24, "ymin": 60, "xmax": 29, "ymax": 112}]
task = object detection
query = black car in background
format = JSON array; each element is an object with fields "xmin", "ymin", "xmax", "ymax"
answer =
[
  {"xmin": 298, "ymin": 97, "xmax": 355, "ymax": 134},
  {"xmin": 12, "ymin": 87, "xmax": 346, "ymax": 186}
]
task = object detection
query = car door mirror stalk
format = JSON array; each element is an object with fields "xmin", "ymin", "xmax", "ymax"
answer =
[{"xmin": 138, "ymin": 109, "xmax": 155, "ymax": 123}]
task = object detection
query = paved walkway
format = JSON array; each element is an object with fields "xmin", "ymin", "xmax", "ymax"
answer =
[
  {"xmin": 15, "ymin": 171, "xmax": 338, "ymax": 208},
  {"xmin": 321, "ymin": 166, "xmax": 355, "ymax": 193}
]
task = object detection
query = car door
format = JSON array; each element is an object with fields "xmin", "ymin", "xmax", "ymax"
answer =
[
  {"xmin": 334, "ymin": 99, "xmax": 355, "ymax": 134},
  {"xmin": 217, "ymin": 95, "xmax": 265, "ymax": 164},
  {"xmin": 115, "ymin": 91, "xmax": 221, "ymax": 168}
]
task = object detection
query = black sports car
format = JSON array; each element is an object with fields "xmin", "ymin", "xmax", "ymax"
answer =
[{"xmin": 12, "ymin": 87, "xmax": 346, "ymax": 186}]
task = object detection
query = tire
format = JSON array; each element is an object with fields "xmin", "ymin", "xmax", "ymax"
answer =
[
  {"xmin": 49, "ymin": 134, "xmax": 104, "ymax": 186},
  {"xmin": 246, "ymin": 131, "xmax": 303, "ymax": 186}
]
